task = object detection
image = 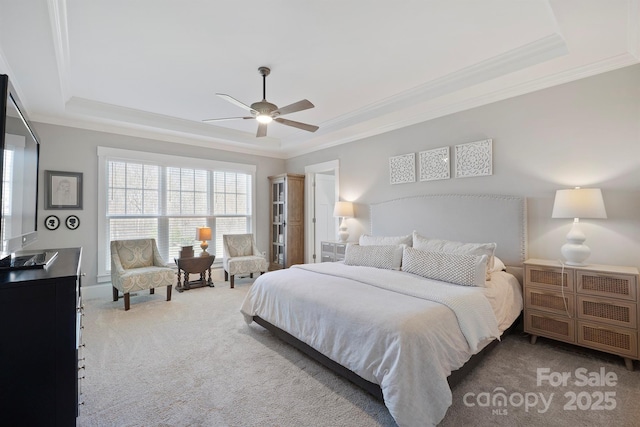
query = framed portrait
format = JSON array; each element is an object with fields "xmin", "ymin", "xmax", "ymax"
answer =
[{"xmin": 45, "ymin": 170, "xmax": 83, "ymax": 210}]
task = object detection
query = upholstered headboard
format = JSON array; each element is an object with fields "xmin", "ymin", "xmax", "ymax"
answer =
[{"xmin": 370, "ymin": 194, "xmax": 527, "ymax": 267}]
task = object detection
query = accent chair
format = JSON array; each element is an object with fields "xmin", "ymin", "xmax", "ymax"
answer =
[
  {"xmin": 222, "ymin": 233, "xmax": 268, "ymax": 288},
  {"xmin": 110, "ymin": 238, "xmax": 174, "ymax": 310}
]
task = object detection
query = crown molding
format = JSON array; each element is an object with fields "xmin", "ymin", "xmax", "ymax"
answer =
[
  {"xmin": 31, "ymin": 111, "xmax": 288, "ymax": 159},
  {"xmin": 282, "ymin": 53, "xmax": 639, "ymax": 159},
  {"xmin": 46, "ymin": 0, "xmax": 71, "ymax": 104},
  {"xmin": 289, "ymin": 33, "xmax": 567, "ymax": 147}
]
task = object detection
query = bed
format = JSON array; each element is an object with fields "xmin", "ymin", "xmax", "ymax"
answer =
[{"xmin": 241, "ymin": 194, "xmax": 526, "ymax": 427}]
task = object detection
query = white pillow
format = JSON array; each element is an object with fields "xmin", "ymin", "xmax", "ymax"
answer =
[
  {"xmin": 344, "ymin": 244, "xmax": 401, "ymax": 270},
  {"xmin": 412, "ymin": 232, "xmax": 496, "ymax": 280},
  {"xmin": 359, "ymin": 234, "xmax": 412, "ymax": 247},
  {"xmin": 491, "ymin": 256, "xmax": 506, "ymax": 273},
  {"xmin": 402, "ymin": 247, "xmax": 487, "ymax": 287}
]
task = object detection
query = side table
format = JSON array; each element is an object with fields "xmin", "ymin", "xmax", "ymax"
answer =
[{"xmin": 175, "ymin": 254, "xmax": 215, "ymax": 292}]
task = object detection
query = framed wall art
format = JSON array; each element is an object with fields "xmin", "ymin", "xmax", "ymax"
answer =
[
  {"xmin": 65, "ymin": 215, "xmax": 80, "ymax": 230},
  {"xmin": 44, "ymin": 215, "xmax": 60, "ymax": 230},
  {"xmin": 389, "ymin": 153, "xmax": 415, "ymax": 185},
  {"xmin": 45, "ymin": 170, "xmax": 83, "ymax": 209},
  {"xmin": 454, "ymin": 139, "xmax": 493, "ymax": 178},
  {"xmin": 419, "ymin": 146, "xmax": 450, "ymax": 181}
]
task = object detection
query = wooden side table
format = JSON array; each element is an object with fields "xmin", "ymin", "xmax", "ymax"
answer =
[{"xmin": 175, "ymin": 255, "xmax": 215, "ymax": 292}]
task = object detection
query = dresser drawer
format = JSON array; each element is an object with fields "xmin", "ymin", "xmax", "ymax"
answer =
[
  {"xmin": 576, "ymin": 271, "xmax": 637, "ymax": 301},
  {"xmin": 576, "ymin": 295, "xmax": 637, "ymax": 329},
  {"xmin": 525, "ymin": 286, "xmax": 574, "ymax": 316},
  {"xmin": 526, "ymin": 265, "xmax": 574, "ymax": 292},
  {"xmin": 525, "ymin": 309, "xmax": 575, "ymax": 344},
  {"xmin": 335, "ymin": 243, "xmax": 346, "ymax": 260},
  {"xmin": 577, "ymin": 320, "xmax": 638, "ymax": 358}
]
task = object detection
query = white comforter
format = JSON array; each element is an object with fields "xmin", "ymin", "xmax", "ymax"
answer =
[{"xmin": 240, "ymin": 262, "xmax": 505, "ymax": 427}]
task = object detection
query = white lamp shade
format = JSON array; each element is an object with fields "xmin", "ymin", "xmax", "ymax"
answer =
[
  {"xmin": 196, "ymin": 227, "xmax": 212, "ymax": 241},
  {"xmin": 552, "ymin": 188, "xmax": 607, "ymax": 219},
  {"xmin": 333, "ymin": 201, "xmax": 354, "ymax": 218}
]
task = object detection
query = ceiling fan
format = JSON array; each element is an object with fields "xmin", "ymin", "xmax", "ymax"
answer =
[{"xmin": 203, "ymin": 66, "xmax": 319, "ymax": 138}]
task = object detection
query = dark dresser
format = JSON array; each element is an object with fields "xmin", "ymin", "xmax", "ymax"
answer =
[{"xmin": 0, "ymin": 247, "xmax": 83, "ymax": 426}]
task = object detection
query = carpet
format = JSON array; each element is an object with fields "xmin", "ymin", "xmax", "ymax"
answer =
[{"xmin": 77, "ymin": 278, "xmax": 640, "ymax": 426}]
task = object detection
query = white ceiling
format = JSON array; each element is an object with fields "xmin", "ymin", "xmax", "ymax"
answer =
[{"xmin": 0, "ymin": 1, "xmax": 638, "ymax": 159}]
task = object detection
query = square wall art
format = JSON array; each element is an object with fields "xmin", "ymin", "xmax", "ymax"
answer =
[
  {"xmin": 454, "ymin": 139, "xmax": 493, "ymax": 178},
  {"xmin": 419, "ymin": 147, "xmax": 450, "ymax": 181},
  {"xmin": 389, "ymin": 153, "xmax": 415, "ymax": 185}
]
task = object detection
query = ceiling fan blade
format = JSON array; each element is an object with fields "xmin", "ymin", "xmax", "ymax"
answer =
[
  {"xmin": 202, "ymin": 116, "xmax": 253, "ymax": 122},
  {"xmin": 273, "ymin": 99, "xmax": 314, "ymax": 116},
  {"xmin": 256, "ymin": 122, "xmax": 268, "ymax": 138},
  {"xmin": 216, "ymin": 93, "xmax": 255, "ymax": 112},
  {"xmin": 274, "ymin": 117, "xmax": 319, "ymax": 133}
]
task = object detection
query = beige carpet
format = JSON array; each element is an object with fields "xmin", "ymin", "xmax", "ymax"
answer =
[{"xmin": 78, "ymin": 278, "xmax": 640, "ymax": 427}]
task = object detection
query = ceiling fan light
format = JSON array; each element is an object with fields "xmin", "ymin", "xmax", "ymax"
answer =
[{"xmin": 256, "ymin": 114, "xmax": 272, "ymax": 124}]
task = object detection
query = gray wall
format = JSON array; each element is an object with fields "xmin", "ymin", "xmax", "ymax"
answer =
[
  {"xmin": 30, "ymin": 123, "xmax": 285, "ymax": 287},
  {"xmin": 286, "ymin": 64, "xmax": 640, "ymax": 268}
]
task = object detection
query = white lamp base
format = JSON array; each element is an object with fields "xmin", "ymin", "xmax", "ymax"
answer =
[
  {"xmin": 561, "ymin": 221, "xmax": 590, "ymax": 266},
  {"xmin": 337, "ymin": 217, "xmax": 349, "ymax": 242},
  {"xmin": 200, "ymin": 241, "xmax": 209, "ymax": 256}
]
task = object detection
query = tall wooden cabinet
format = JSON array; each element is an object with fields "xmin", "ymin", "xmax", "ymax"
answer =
[
  {"xmin": 0, "ymin": 247, "xmax": 83, "ymax": 425},
  {"xmin": 269, "ymin": 173, "xmax": 304, "ymax": 270}
]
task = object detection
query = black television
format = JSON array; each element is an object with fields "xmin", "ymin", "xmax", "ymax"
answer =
[{"xmin": 0, "ymin": 74, "xmax": 40, "ymax": 265}]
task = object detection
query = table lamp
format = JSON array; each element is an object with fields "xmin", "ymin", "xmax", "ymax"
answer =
[
  {"xmin": 196, "ymin": 226, "xmax": 212, "ymax": 256},
  {"xmin": 552, "ymin": 187, "xmax": 607, "ymax": 266},
  {"xmin": 333, "ymin": 201, "xmax": 354, "ymax": 242}
]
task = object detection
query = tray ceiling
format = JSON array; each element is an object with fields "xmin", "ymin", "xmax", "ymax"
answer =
[{"xmin": 0, "ymin": 0, "xmax": 638, "ymax": 158}]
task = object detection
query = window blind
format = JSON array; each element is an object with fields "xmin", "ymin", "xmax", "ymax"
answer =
[{"xmin": 98, "ymin": 148, "xmax": 255, "ymax": 279}]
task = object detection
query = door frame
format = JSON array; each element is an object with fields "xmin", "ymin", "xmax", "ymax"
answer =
[{"xmin": 304, "ymin": 160, "xmax": 339, "ymax": 264}]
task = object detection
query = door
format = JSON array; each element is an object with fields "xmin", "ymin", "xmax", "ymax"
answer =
[
  {"xmin": 314, "ymin": 173, "xmax": 336, "ymax": 261},
  {"xmin": 304, "ymin": 160, "xmax": 339, "ymax": 264}
]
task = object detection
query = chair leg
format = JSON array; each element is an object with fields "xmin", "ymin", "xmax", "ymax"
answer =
[
  {"xmin": 112, "ymin": 287, "xmax": 119, "ymax": 302},
  {"xmin": 230, "ymin": 275, "xmax": 235, "ymax": 289},
  {"xmin": 224, "ymin": 270, "xmax": 229, "ymax": 281},
  {"xmin": 166, "ymin": 285, "xmax": 172, "ymax": 301},
  {"xmin": 124, "ymin": 293, "xmax": 130, "ymax": 311},
  {"xmin": 150, "ymin": 288, "xmax": 155, "ymax": 295},
  {"xmin": 250, "ymin": 273, "xmax": 254, "ymax": 278}
]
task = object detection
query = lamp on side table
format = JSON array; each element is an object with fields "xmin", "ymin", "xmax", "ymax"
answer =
[{"xmin": 196, "ymin": 226, "xmax": 212, "ymax": 256}]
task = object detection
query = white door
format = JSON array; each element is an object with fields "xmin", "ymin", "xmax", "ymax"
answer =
[{"xmin": 314, "ymin": 173, "xmax": 336, "ymax": 261}]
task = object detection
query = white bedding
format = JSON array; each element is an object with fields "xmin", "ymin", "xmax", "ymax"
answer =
[{"xmin": 240, "ymin": 263, "xmax": 522, "ymax": 427}]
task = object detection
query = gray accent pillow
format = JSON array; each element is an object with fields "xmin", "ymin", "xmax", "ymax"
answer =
[
  {"xmin": 402, "ymin": 247, "xmax": 487, "ymax": 287},
  {"xmin": 412, "ymin": 231, "xmax": 496, "ymax": 280}
]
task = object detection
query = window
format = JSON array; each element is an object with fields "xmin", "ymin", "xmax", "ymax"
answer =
[{"xmin": 97, "ymin": 147, "xmax": 256, "ymax": 281}]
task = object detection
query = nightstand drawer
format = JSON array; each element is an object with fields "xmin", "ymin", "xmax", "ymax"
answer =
[
  {"xmin": 525, "ymin": 265, "xmax": 574, "ymax": 292},
  {"xmin": 576, "ymin": 271, "xmax": 637, "ymax": 301},
  {"xmin": 577, "ymin": 320, "xmax": 638, "ymax": 358},
  {"xmin": 321, "ymin": 242, "xmax": 333, "ymax": 253},
  {"xmin": 525, "ymin": 287, "xmax": 574, "ymax": 316},
  {"xmin": 576, "ymin": 295, "xmax": 637, "ymax": 329},
  {"xmin": 525, "ymin": 310, "xmax": 575, "ymax": 344}
]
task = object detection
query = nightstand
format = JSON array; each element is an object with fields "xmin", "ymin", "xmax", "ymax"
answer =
[
  {"xmin": 320, "ymin": 241, "xmax": 347, "ymax": 262},
  {"xmin": 524, "ymin": 259, "xmax": 639, "ymax": 370}
]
